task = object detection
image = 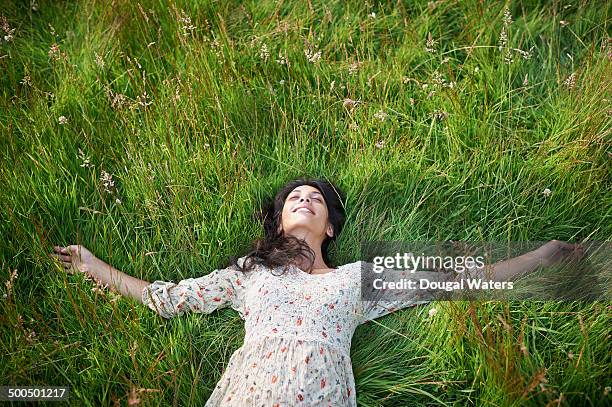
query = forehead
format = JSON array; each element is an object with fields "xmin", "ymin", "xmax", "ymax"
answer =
[{"xmin": 288, "ymin": 185, "xmax": 322, "ymax": 195}]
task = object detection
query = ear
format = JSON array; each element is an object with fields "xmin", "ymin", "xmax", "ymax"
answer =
[{"xmin": 326, "ymin": 224, "xmax": 334, "ymax": 238}]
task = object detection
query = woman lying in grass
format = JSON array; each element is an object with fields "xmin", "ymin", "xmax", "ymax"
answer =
[{"xmin": 50, "ymin": 178, "xmax": 584, "ymax": 406}]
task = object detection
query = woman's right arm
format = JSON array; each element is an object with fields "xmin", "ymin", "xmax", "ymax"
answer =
[{"xmin": 51, "ymin": 245, "xmax": 149, "ymax": 303}]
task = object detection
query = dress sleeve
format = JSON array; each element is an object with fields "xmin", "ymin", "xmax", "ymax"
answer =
[
  {"xmin": 357, "ymin": 261, "xmax": 491, "ymax": 325},
  {"xmin": 359, "ymin": 297, "xmax": 431, "ymax": 324},
  {"xmin": 356, "ymin": 262, "xmax": 436, "ymax": 325},
  {"xmin": 358, "ymin": 293, "xmax": 431, "ymax": 325},
  {"xmin": 142, "ymin": 256, "xmax": 251, "ymax": 319}
]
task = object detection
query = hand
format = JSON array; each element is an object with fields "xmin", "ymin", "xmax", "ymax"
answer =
[
  {"xmin": 50, "ymin": 245, "xmax": 100, "ymax": 278},
  {"xmin": 539, "ymin": 240, "xmax": 585, "ymax": 266}
]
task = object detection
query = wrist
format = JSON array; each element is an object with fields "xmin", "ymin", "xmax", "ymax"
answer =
[
  {"xmin": 532, "ymin": 245, "xmax": 554, "ymax": 267},
  {"xmin": 87, "ymin": 256, "xmax": 108, "ymax": 280}
]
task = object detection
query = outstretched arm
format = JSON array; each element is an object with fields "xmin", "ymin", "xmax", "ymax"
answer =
[
  {"xmin": 51, "ymin": 245, "xmax": 149, "ymax": 303},
  {"xmin": 483, "ymin": 240, "xmax": 584, "ymax": 282},
  {"xmin": 357, "ymin": 240, "xmax": 585, "ymax": 324}
]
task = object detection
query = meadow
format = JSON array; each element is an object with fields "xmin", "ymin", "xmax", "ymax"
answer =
[{"xmin": 1, "ymin": 0, "xmax": 610, "ymax": 405}]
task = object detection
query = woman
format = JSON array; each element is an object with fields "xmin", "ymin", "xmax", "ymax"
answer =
[{"xmin": 50, "ymin": 177, "xmax": 584, "ymax": 406}]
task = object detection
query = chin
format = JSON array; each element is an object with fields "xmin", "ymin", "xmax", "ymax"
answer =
[{"xmin": 284, "ymin": 222, "xmax": 323, "ymax": 234}]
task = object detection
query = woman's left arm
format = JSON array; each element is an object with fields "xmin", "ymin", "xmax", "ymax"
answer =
[
  {"xmin": 356, "ymin": 240, "xmax": 584, "ymax": 325},
  {"xmin": 478, "ymin": 240, "xmax": 584, "ymax": 282}
]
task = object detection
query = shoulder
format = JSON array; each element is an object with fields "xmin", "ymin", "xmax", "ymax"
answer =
[
  {"xmin": 341, "ymin": 260, "xmax": 380, "ymax": 270},
  {"xmin": 338, "ymin": 260, "xmax": 384, "ymax": 283},
  {"xmin": 337, "ymin": 260, "xmax": 367, "ymax": 279},
  {"xmin": 339, "ymin": 260, "xmax": 365, "ymax": 270}
]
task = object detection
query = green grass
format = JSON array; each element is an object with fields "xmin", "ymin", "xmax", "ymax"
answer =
[{"xmin": 1, "ymin": 0, "xmax": 610, "ymax": 405}]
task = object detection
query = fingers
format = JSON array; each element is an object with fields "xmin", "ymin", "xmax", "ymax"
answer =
[
  {"xmin": 53, "ymin": 245, "xmax": 70, "ymax": 255},
  {"xmin": 51, "ymin": 247, "xmax": 72, "ymax": 263},
  {"xmin": 49, "ymin": 259, "xmax": 76, "ymax": 274},
  {"xmin": 553, "ymin": 241, "xmax": 581, "ymax": 252},
  {"xmin": 49, "ymin": 253, "xmax": 72, "ymax": 266},
  {"xmin": 565, "ymin": 243, "xmax": 584, "ymax": 255},
  {"xmin": 50, "ymin": 246, "xmax": 77, "ymax": 274},
  {"xmin": 52, "ymin": 253, "xmax": 72, "ymax": 262},
  {"xmin": 558, "ymin": 243, "xmax": 585, "ymax": 263},
  {"xmin": 571, "ymin": 244, "xmax": 585, "ymax": 260}
]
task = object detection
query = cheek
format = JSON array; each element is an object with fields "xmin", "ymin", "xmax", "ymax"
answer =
[
  {"xmin": 321, "ymin": 204, "xmax": 329, "ymax": 217},
  {"xmin": 281, "ymin": 207, "xmax": 292, "ymax": 224},
  {"xmin": 318, "ymin": 208, "xmax": 330, "ymax": 225}
]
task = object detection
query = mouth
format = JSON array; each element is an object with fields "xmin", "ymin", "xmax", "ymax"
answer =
[{"xmin": 293, "ymin": 205, "xmax": 315, "ymax": 215}]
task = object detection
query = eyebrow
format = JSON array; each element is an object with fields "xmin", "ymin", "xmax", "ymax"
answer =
[{"xmin": 290, "ymin": 189, "xmax": 322, "ymax": 196}]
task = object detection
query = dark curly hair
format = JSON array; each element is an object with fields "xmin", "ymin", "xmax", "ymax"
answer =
[{"xmin": 230, "ymin": 177, "xmax": 347, "ymax": 275}]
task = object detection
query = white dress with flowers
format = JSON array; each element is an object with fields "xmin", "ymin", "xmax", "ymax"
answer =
[{"xmin": 141, "ymin": 257, "xmax": 435, "ymax": 406}]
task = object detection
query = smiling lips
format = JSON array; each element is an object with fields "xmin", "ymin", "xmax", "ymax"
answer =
[{"xmin": 293, "ymin": 204, "xmax": 315, "ymax": 215}]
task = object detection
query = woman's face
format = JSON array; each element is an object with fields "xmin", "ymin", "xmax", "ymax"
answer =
[{"xmin": 279, "ymin": 185, "xmax": 333, "ymax": 240}]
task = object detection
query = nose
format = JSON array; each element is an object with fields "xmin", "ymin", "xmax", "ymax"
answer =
[{"xmin": 299, "ymin": 197, "xmax": 310, "ymax": 203}]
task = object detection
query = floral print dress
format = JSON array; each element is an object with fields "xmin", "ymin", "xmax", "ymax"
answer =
[{"xmin": 142, "ymin": 257, "xmax": 437, "ymax": 406}]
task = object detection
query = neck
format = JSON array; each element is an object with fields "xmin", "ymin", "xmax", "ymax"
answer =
[{"xmin": 285, "ymin": 230, "xmax": 328, "ymax": 272}]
